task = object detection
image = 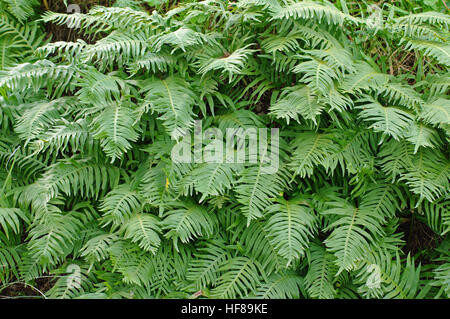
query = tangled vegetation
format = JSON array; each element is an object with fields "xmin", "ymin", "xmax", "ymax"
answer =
[{"xmin": 0, "ymin": 0, "xmax": 449, "ymax": 299}]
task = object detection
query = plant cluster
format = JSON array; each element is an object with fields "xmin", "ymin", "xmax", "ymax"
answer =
[{"xmin": 0, "ymin": 0, "xmax": 448, "ymax": 299}]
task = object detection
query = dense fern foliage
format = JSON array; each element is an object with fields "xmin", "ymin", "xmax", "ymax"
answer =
[{"xmin": 0, "ymin": 0, "xmax": 449, "ymax": 299}]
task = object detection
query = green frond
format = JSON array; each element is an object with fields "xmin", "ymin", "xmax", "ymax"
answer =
[
  {"xmin": 141, "ymin": 76, "xmax": 196, "ymax": 140},
  {"xmin": 14, "ymin": 98, "xmax": 72, "ymax": 145},
  {"xmin": 109, "ymin": 241, "xmax": 153, "ymax": 286},
  {"xmin": 289, "ymin": 132, "xmax": 339, "ymax": 178},
  {"xmin": 80, "ymin": 233, "xmax": 119, "ymax": 264},
  {"xmin": 431, "ymin": 259, "xmax": 450, "ymax": 298},
  {"xmin": 162, "ymin": 200, "xmax": 217, "ymax": 246},
  {"xmin": 179, "ymin": 161, "xmax": 243, "ymax": 202},
  {"xmin": 76, "ymin": 69, "xmax": 130, "ymax": 105},
  {"xmin": 356, "ymin": 97, "xmax": 414, "ymax": 140},
  {"xmin": 419, "ymin": 199, "xmax": 450, "ymax": 236},
  {"xmin": 211, "ymin": 256, "xmax": 266, "ymax": 298},
  {"xmin": 153, "ymin": 27, "xmax": 215, "ymax": 53},
  {"xmin": 46, "ymin": 264, "xmax": 94, "ymax": 299},
  {"xmin": 255, "ymin": 271, "xmax": 304, "ymax": 298},
  {"xmin": 265, "ymin": 198, "xmax": 317, "ymax": 265},
  {"xmin": 0, "ymin": 244, "xmax": 22, "ymax": 281},
  {"xmin": 235, "ymin": 163, "xmax": 289, "ymax": 225},
  {"xmin": 121, "ymin": 213, "xmax": 161, "ymax": 253},
  {"xmin": 418, "ymin": 98, "xmax": 450, "ymax": 126},
  {"xmin": 240, "ymin": 219, "xmax": 288, "ymax": 273},
  {"xmin": 41, "ymin": 11, "xmax": 110, "ymax": 35},
  {"xmin": 87, "ymin": 6, "xmax": 158, "ymax": 32},
  {"xmin": 0, "ymin": 140, "xmax": 47, "ymax": 183},
  {"xmin": 403, "ymin": 122, "xmax": 441, "ymax": 153},
  {"xmin": 128, "ymin": 52, "xmax": 176, "ymax": 74},
  {"xmin": 292, "ymin": 55, "xmax": 340, "ymax": 94},
  {"xmin": 328, "ymin": 129, "xmax": 373, "ymax": 174},
  {"xmin": 30, "ymin": 119, "xmax": 98, "ymax": 156},
  {"xmin": 390, "ymin": 23, "xmax": 447, "ymax": 42},
  {"xmin": 27, "ymin": 211, "xmax": 83, "ymax": 269},
  {"xmin": 0, "ymin": 208, "xmax": 29, "ymax": 239},
  {"xmin": 100, "ymin": 184, "xmax": 143, "ymax": 228},
  {"xmin": 377, "ymin": 83, "xmax": 423, "ymax": 110},
  {"xmin": 341, "ymin": 61, "xmax": 389, "ymax": 94},
  {"xmin": 378, "ymin": 139, "xmax": 415, "ymax": 179},
  {"xmin": 139, "ymin": 161, "xmax": 175, "ymax": 210},
  {"xmin": 29, "ymin": 158, "xmax": 120, "ymax": 204},
  {"xmin": 394, "ymin": 11, "xmax": 450, "ymax": 29},
  {"xmin": 83, "ymin": 31, "xmax": 150, "ymax": 69},
  {"xmin": 403, "ymin": 39, "xmax": 450, "ymax": 67},
  {"xmin": 304, "ymin": 243, "xmax": 337, "ymax": 299},
  {"xmin": 358, "ymin": 184, "xmax": 402, "ymax": 220},
  {"xmin": 323, "ymin": 200, "xmax": 386, "ymax": 273},
  {"xmin": 270, "ymin": 85, "xmax": 323, "ymax": 124},
  {"xmin": 270, "ymin": 1, "xmax": 356, "ymax": 25},
  {"xmin": 355, "ymin": 251, "xmax": 421, "ymax": 299},
  {"xmin": 196, "ymin": 45, "xmax": 255, "ymax": 83},
  {"xmin": 187, "ymin": 239, "xmax": 230, "ymax": 289},
  {"xmin": 398, "ymin": 148, "xmax": 449, "ymax": 202},
  {"xmin": 424, "ymin": 73, "xmax": 450, "ymax": 96},
  {"xmin": 0, "ymin": 15, "xmax": 44, "ymax": 68},
  {"xmin": 0, "ymin": 60, "xmax": 76, "ymax": 96},
  {"xmin": 91, "ymin": 101, "xmax": 140, "ymax": 162},
  {"xmin": 36, "ymin": 40, "xmax": 87, "ymax": 62}
]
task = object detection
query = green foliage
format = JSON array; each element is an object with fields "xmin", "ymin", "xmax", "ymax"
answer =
[{"xmin": 0, "ymin": 0, "xmax": 448, "ymax": 299}]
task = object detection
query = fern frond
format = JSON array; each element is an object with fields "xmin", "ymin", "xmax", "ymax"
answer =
[
  {"xmin": 240, "ymin": 219, "xmax": 288, "ymax": 273},
  {"xmin": 80, "ymin": 232, "xmax": 118, "ymax": 265},
  {"xmin": 289, "ymin": 132, "xmax": 339, "ymax": 178},
  {"xmin": 304, "ymin": 243, "xmax": 337, "ymax": 299},
  {"xmin": 121, "ymin": 213, "xmax": 161, "ymax": 253},
  {"xmin": 179, "ymin": 161, "xmax": 243, "ymax": 202},
  {"xmin": 153, "ymin": 27, "xmax": 215, "ymax": 53},
  {"xmin": 100, "ymin": 184, "xmax": 143, "ymax": 229},
  {"xmin": 91, "ymin": 101, "xmax": 140, "ymax": 162},
  {"xmin": 403, "ymin": 39, "xmax": 450, "ymax": 67},
  {"xmin": 394, "ymin": 11, "xmax": 450, "ymax": 29},
  {"xmin": 0, "ymin": 60, "xmax": 76, "ymax": 96},
  {"xmin": 270, "ymin": 85, "xmax": 323, "ymax": 124},
  {"xmin": 29, "ymin": 158, "xmax": 120, "ymax": 204},
  {"xmin": 128, "ymin": 52, "xmax": 176, "ymax": 74},
  {"xmin": 141, "ymin": 76, "xmax": 196, "ymax": 140},
  {"xmin": 356, "ymin": 251, "xmax": 421, "ymax": 299},
  {"xmin": 418, "ymin": 98, "xmax": 450, "ymax": 126},
  {"xmin": 377, "ymin": 83, "xmax": 423, "ymax": 110},
  {"xmin": 162, "ymin": 200, "xmax": 217, "ymax": 247},
  {"xmin": 31, "ymin": 119, "xmax": 97, "ymax": 156},
  {"xmin": 265, "ymin": 198, "xmax": 317, "ymax": 265},
  {"xmin": 187, "ymin": 239, "xmax": 230, "ymax": 289},
  {"xmin": 211, "ymin": 256, "xmax": 266, "ymax": 298},
  {"xmin": 270, "ymin": 1, "xmax": 356, "ymax": 26},
  {"xmin": 14, "ymin": 98, "xmax": 72, "ymax": 145},
  {"xmin": 341, "ymin": 62, "xmax": 389, "ymax": 94},
  {"xmin": 27, "ymin": 211, "xmax": 83, "ymax": 269},
  {"xmin": 196, "ymin": 44, "xmax": 255, "ymax": 83},
  {"xmin": 0, "ymin": 208, "xmax": 28, "ymax": 239},
  {"xmin": 0, "ymin": 16, "xmax": 44, "ymax": 68},
  {"xmin": 323, "ymin": 200, "xmax": 386, "ymax": 273},
  {"xmin": 1, "ymin": 0, "xmax": 39, "ymax": 21},
  {"xmin": 403, "ymin": 122, "xmax": 441, "ymax": 153},
  {"xmin": 255, "ymin": 271, "xmax": 303, "ymax": 299},
  {"xmin": 356, "ymin": 97, "xmax": 414, "ymax": 140},
  {"xmin": 235, "ymin": 163, "xmax": 289, "ymax": 225}
]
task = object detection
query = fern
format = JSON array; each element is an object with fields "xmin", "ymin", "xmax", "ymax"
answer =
[{"xmin": 0, "ymin": 0, "xmax": 448, "ymax": 300}]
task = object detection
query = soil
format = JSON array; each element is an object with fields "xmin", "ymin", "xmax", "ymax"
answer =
[
  {"xmin": 0, "ymin": 277, "xmax": 55, "ymax": 299},
  {"xmin": 398, "ymin": 216, "xmax": 442, "ymax": 265}
]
